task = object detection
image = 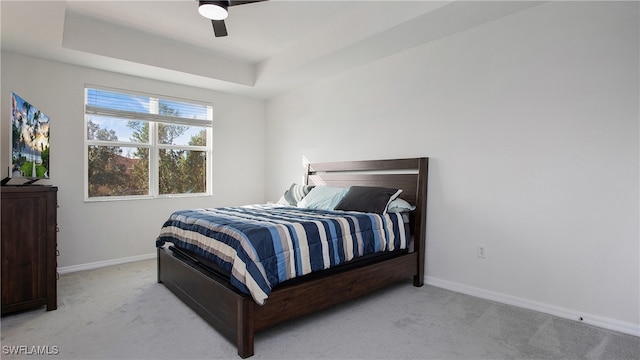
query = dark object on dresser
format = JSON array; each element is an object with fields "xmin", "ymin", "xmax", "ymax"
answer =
[
  {"xmin": 1, "ymin": 186, "xmax": 58, "ymax": 315},
  {"xmin": 157, "ymin": 157, "xmax": 428, "ymax": 358}
]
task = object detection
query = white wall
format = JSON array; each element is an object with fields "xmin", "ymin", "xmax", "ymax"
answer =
[
  {"xmin": 1, "ymin": 53, "xmax": 266, "ymax": 269},
  {"xmin": 265, "ymin": 2, "xmax": 639, "ymax": 332}
]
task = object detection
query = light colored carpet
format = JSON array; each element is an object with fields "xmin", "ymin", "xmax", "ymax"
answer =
[{"xmin": 1, "ymin": 259, "xmax": 638, "ymax": 359}]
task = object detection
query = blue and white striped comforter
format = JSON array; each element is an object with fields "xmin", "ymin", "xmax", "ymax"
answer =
[{"xmin": 156, "ymin": 204, "xmax": 407, "ymax": 305}]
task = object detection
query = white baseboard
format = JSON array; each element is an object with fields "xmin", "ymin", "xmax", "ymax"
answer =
[
  {"xmin": 425, "ymin": 276, "xmax": 640, "ymax": 338},
  {"xmin": 57, "ymin": 253, "xmax": 157, "ymax": 274}
]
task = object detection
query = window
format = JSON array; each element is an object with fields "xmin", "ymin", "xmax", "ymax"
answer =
[{"xmin": 84, "ymin": 86, "xmax": 212, "ymax": 200}]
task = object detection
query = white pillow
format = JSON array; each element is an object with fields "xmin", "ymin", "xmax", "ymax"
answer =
[
  {"xmin": 297, "ymin": 186, "xmax": 348, "ymax": 210},
  {"xmin": 386, "ymin": 198, "xmax": 416, "ymax": 213}
]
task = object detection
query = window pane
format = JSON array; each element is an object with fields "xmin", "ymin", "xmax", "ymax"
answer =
[
  {"xmin": 159, "ymin": 149, "xmax": 206, "ymax": 195},
  {"xmin": 158, "ymin": 123, "xmax": 207, "ymax": 146},
  {"xmin": 88, "ymin": 145, "xmax": 149, "ymax": 197},
  {"xmin": 87, "ymin": 88, "xmax": 150, "ymax": 113},
  {"xmin": 87, "ymin": 117, "xmax": 149, "ymax": 144},
  {"xmin": 159, "ymin": 99, "xmax": 209, "ymax": 121}
]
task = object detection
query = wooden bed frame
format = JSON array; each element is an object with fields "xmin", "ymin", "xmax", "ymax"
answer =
[{"xmin": 157, "ymin": 157, "xmax": 429, "ymax": 358}]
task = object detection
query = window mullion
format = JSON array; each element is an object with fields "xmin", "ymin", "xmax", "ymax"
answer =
[
  {"xmin": 149, "ymin": 121, "xmax": 158, "ymax": 197},
  {"xmin": 157, "ymin": 144, "xmax": 207, "ymax": 151},
  {"xmin": 86, "ymin": 140, "xmax": 150, "ymax": 147},
  {"xmin": 207, "ymin": 127, "xmax": 213, "ymax": 195},
  {"xmin": 85, "ymin": 105, "xmax": 211, "ymax": 127},
  {"xmin": 151, "ymin": 98, "xmax": 158, "ymax": 197}
]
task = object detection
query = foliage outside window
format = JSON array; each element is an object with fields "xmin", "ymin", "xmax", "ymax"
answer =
[{"xmin": 84, "ymin": 87, "xmax": 212, "ymax": 200}]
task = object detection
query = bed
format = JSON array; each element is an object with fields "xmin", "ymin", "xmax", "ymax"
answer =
[{"xmin": 156, "ymin": 157, "xmax": 429, "ymax": 358}]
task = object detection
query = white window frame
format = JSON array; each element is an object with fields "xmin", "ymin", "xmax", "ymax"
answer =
[{"xmin": 84, "ymin": 85, "xmax": 213, "ymax": 202}]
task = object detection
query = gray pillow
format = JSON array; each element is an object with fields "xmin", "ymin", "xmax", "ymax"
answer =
[{"xmin": 283, "ymin": 183, "xmax": 315, "ymax": 206}]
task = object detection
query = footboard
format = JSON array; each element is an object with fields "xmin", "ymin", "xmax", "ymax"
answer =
[{"xmin": 253, "ymin": 251, "xmax": 417, "ymax": 331}]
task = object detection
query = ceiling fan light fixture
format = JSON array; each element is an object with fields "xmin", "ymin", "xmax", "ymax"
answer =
[{"xmin": 199, "ymin": 1, "xmax": 228, "ymax": 20}]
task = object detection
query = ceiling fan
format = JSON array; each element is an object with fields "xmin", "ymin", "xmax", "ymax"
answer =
[{"xmin": 198, "ymin": 0, "xmax": 269, "ymax": 37}]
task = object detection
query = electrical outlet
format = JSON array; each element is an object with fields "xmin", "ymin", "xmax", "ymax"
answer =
[{"xmin": 477, "ymin": 245, "xmax": 486, "ymax": 258}]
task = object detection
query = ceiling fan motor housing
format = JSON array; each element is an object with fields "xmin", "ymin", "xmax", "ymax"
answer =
[{"xmin": 199, "ymin": 1, "xmax": 229, "ymax": 21}]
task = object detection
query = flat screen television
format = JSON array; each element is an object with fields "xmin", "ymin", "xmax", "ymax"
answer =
[{"xmin": 8, "ymin": 92, "xmax": 50, "ymax": 184}]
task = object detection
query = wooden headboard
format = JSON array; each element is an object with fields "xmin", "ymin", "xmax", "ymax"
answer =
[
  {"xmin": 304, "ymin": 157, "xmax": 428, "ymax": 207},
  {"xmin": 304, "ymin": 157, "xmax": 429, "ymax": 285}
]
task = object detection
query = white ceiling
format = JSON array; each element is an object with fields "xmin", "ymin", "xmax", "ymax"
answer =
[{"xmin": 1, "ymin": 1, "xmax": 542, "ymax": 98}]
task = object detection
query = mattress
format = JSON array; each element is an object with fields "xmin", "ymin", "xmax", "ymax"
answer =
[{"xmin": 156, "ymin": 204, "xmax": 408, "ymax": 305}]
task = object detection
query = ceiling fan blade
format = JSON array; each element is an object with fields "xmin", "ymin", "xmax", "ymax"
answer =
[
  {"xmin": 203, "ymin": 0, "xmax": 266, "ymax": 38},
  {"xmin": 211, "ymin": 20, "xmax": 228, "ymax": 37},
  {"xmin": 228, "ymin": 0, "xmax": 268, "ymax": 6}
]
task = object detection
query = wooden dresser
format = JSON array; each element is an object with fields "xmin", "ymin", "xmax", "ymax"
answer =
[{"xmin": 1, "ymin": 185, "xmax": 58, "ymax": 315}]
